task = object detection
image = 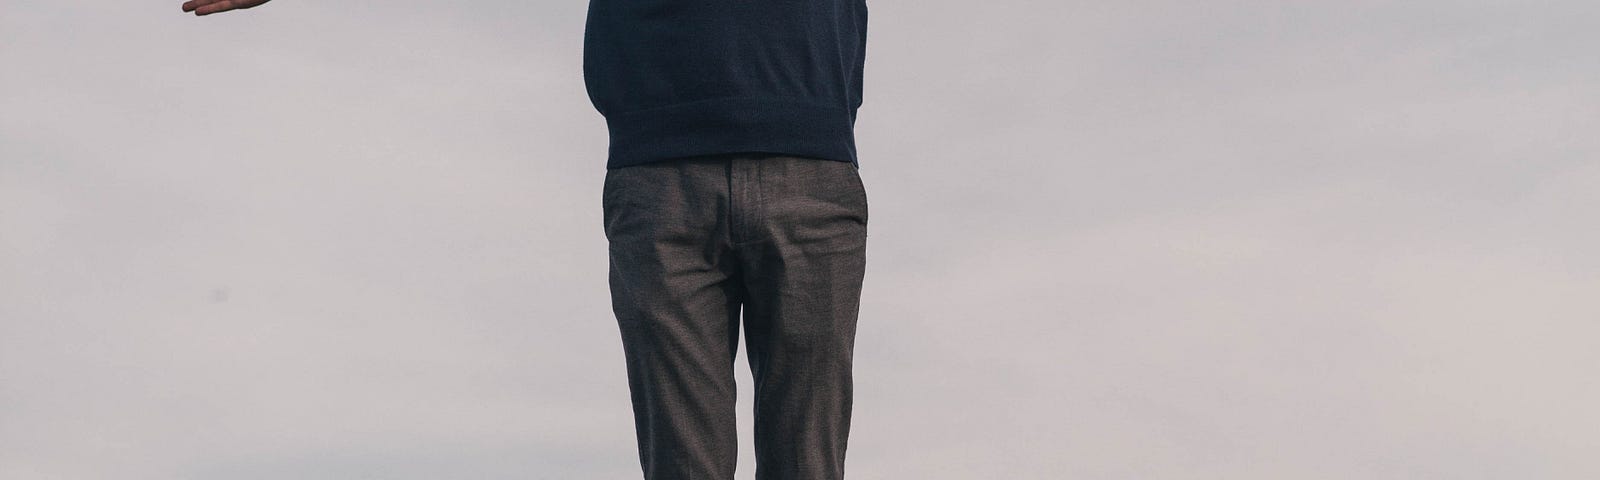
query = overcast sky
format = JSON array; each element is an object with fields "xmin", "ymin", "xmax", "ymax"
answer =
[{"xmin": 3, "ymin": 1, "xmax": 1598, "ymax": 479}]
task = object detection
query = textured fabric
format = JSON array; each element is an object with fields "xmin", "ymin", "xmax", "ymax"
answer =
[
  {"xmin": 582, "ymin": 0, "xmax": 869, "ymax": 170},
  {"xmin": 602, "ymin": 153, "xmax": 869, "ymax": 480}
]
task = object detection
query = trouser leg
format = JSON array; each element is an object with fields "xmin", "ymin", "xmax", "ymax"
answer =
[
  {"xmin": 730, "ymin": 155, "xmax": 869, "ymax": 480},
  {"xmin": 603, "ymin": 156, "xmax": 744, "ymax": 480}
]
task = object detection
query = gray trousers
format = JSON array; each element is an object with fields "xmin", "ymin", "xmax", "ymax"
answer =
[{"xmin": 602, "ymin": 153, "xmax": 869, "ymax": 480}]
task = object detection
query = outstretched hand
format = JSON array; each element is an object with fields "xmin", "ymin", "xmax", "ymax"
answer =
[{"xmin": 181, "ymin": 0, "xmax": 271, "ymax": 16}]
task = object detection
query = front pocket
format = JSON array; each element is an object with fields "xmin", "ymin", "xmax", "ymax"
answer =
[
  {"xmin": 844, "ymin": 163, "xmax": 868, "ymax": 224},
  {"xmin": 602, "ymin": 168, "xmax": 619, "ymax": 209}
]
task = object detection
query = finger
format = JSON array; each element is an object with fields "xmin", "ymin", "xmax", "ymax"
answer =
[
  {"xmin": 194, "ymin": 0, "xmax": 240, "ymax": 15},
  {"xmin": 180, "ymin": 0, "xmax": 222, "ymax": 12}
]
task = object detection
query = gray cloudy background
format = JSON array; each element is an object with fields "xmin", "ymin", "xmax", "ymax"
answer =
[{"xmin": 3, "ymin": 1, "xmax": 1597, "ymax": 479}]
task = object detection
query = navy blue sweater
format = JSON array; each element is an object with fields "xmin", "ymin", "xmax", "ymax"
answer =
[{"xmin": 582, "ymin": 0, "xmax": 868, "ymax": 170}]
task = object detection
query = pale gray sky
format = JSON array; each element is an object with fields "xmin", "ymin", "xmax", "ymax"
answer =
[{"xmin": 3, "ymin": 1, "xmax": 1597, "ymax": 479}]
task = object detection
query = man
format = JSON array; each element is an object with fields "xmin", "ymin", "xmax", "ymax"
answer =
[{"xmin": 182, "ymin": 1, "xmax": 870, "ymax": 479}]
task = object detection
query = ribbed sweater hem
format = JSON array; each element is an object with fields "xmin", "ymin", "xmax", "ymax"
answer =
[{"xmin": 602, "ymin": 96, "xmax": 858, "ymax": 170}]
